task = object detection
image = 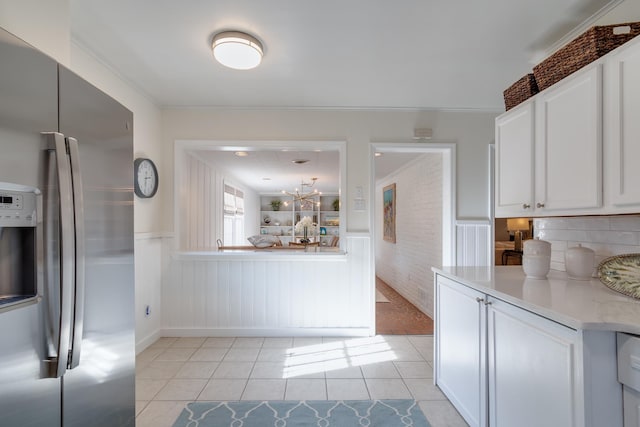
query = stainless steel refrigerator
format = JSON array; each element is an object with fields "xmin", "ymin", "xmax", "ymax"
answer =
[{"xmin": 0, "ymin": 27, "xmax": 135, "ymax": 426}]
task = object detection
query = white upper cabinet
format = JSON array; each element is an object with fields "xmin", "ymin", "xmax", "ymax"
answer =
[
  {"xmin": 495, "ymin": 101, "xmax": 535, "ymax": 217},
  {"xmin": 495, "ymin": 63, "xmax": 602, "ymax": 218},
  {"xmin": 495, "ymin": 35, "xmax": 640, "ymax": 217},
  {"xmin": 605, "ymin": 37, "xmax": 640, "ymax": 210},
  {"xmin": 535, "ymin": 65, "xmax": 602, "ymax": 213}
]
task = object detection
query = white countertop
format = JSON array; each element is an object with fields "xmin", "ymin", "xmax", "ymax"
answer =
[{"xmin": 433, "ymin": 266, "xmax": 640, "ymax": 335}]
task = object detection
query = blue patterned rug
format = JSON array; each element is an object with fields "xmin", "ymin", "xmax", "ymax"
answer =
[{"xmin": 172, "ymin": 400, "xmax": 431, "ymax": 426}]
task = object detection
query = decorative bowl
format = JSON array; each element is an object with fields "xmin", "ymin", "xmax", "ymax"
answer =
[{"xmin": 598, "ymin": 254, "xmax": 640, "ymax": 300}]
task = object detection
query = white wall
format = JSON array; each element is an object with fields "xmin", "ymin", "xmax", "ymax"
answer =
[
  {"xmin": 162, "ymin": 110, "xmax": 494, "ymax": 328},
  {"xmin": 163, "ymin": 235, "xmax": 372, "ymax": 336},
  {"xmin": 70, "ymin": 43, "xmax": 164, "ymax": 234},
  {"xmin": 534, "ymin": 215, "xmax": 640, "ymax": 274},
  {"xmin": 178, "ymin": 152, "xmax": 260, "ymax": 249},
  {"xmin": 135, "ymin": 236, "xmax": 163, "ymax": 352},
  {"xmin": 375, "ymin": 154, "xmax": 442, "ymax": 317},
  {"xmin": 179, "ymin": 153, "xmax": 218, "ymax": 249},
  {"xmin": 0, "ymin": 0, "xmax": 70, "ymax": 64},
  {"xmin": 597, "ymin": 0, "xmax": 640, "ymax": 25},
  {"xmin": 161, "ymin": 109, "xmax": 498, "ymax": 236}
]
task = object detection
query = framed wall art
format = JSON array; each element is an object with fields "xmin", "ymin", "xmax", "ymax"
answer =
[{"xmin": 383, "ymin": 183, "xmax": 396, "ymax": 243}]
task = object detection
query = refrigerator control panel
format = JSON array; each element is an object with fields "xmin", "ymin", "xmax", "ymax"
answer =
[
  {"xmin": 0, "ymin": 193, "xmax": 22, "ymax": 209},
  {"xmin": 0, "ymin": 184, "xmax": 38, "ymax": 227}
]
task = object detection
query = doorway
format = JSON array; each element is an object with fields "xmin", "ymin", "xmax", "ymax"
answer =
[{"xmin": 371, "ymin": 143, "xmax": 455, "ymax": 335}]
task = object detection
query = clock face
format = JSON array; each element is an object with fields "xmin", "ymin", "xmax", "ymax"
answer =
[{"xmin": 134, "ymin": 158, "xmax": 158, "ymax": 198}]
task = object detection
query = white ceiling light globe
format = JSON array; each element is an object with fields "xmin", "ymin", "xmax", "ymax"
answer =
[{"xmin": 212, "ymin": 31, "xmax": 263, "ymax": 70}]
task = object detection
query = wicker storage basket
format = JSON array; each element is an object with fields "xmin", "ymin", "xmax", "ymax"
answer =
[
  {"xmin": 534, "ymin": 22, "xmax": 640, "ymax": 91},
  {"xmin": 503, "ymin": 74, "xmax": 539, "ymax": 110}
]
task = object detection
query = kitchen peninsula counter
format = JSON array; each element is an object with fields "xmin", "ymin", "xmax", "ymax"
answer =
[
  {"xmin": 173, "ymin": 247, "xmax": 346, "ymax": 261},
  {"xmin": 433, "ymin": 265, "xmax": 636, "ymax": 426},
  {"xmin": 433, "ymin": 266, "xmax": 640, "ymax": 335}
]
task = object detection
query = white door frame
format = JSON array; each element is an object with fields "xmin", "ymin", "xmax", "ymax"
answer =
[{"xmin": 370, "ymin": 142, "xmax": 457, "ymax": 268}]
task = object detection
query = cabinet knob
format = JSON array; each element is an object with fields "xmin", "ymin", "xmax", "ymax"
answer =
[
  {"xmin": 484, "ymin": 301, "xmax": 493, "ymax": 306},
  {"xmin": 522, "ymin": 203, "xmax": 531, "ymax": 209},
  {"xmin": 537, "ymin": 202, "xmax": 545, "ymax": 208},
  {"xmin": 475, "ymin": 297, "xmax": 484, "ymax": 303}
]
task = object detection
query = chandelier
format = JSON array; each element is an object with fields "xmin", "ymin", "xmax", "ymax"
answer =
[{"xmin": 282, "ymin": 178, "xmax": 321, "ymax": 209}]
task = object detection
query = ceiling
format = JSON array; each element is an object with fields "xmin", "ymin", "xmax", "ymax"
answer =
[
  {"xmin": 193, "ymin": 148, "xmax": 340, "ymax": 194},
  {"xmin": 69, "ymin": 0, "xmax": 635, "ymax": 190},
  {"xmin": 70, "ymin": 0, "xmax": 626, "ymax": 111},
  {"xmin": 192, "ymin": 147, "xmax": 421, "ymax": 194}
]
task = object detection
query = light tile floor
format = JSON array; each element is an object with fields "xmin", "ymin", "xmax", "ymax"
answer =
[{"xmin": 135, "ymin": 335, "xmax": 468, "ymax": 427}]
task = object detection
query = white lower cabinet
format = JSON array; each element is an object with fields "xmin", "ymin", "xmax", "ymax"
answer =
[
  {"xmin": 623, "ymin": 387, "xmax": 640, "ymax": 427},
  {"xmin": 487, "ymin": 297, "xmax": 580, "ymax": 426},
  {"xmin": 618, "ymin": 333, "xmax": 640, "ymax": 427},
  {"xmin": 435, "ymin": 274, "xmax": 623, "ymax": 427},
  {"xmin": 435, "ymin": 276, "xmax": 487, "ymax": 426}
]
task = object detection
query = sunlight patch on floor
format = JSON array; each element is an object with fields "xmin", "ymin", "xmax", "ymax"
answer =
[{"xmin": 283, "ymin": 336, "xmax": 397, "ymax": 378}]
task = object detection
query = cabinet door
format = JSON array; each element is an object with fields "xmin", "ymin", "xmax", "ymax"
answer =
[
  {"xmin": 606, "ymin": 38, "xmax": 640, "ymax": 209},
  {"xmin": 623, "ymin": 387, "xmax": 640, "ymax": 427},
  {"xmin": 535, "ymin": 65, "xmax": 602, "ymax": 212},
  {"xmin": 495, "ymin": 101, "xmax": 535, "ymax": 217},
  {"xmin": 487, "ymin": 298, "xmax": 581, "ymax": 427},
  {"xmin": 435, "ymin": 275, "xmax": 487, "ymax": 427}
]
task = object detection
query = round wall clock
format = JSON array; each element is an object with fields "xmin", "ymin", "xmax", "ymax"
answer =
[{"xmin": 134, "ymin": 157, "xmax": 159, "ymax": 198}]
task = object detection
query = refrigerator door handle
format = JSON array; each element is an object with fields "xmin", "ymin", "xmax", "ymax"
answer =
[
  {"xmin": 66, "ymin": 137, "xmax": 85, "ymax": 369},
  {"xmin": 43, "ymin": 132, "xmax": 75, "ymax": 378}
]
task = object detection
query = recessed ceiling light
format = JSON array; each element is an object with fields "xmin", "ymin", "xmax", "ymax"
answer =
[
  {"xmin": 292, "ymin": 159, "xmax": 309, "ymax": 164},
  {"xmin": 375, "ymin": 152, "xmax": 383, "ymax": 157},
  {"xmin": 212, "ymin": 31, "xmax": 263, "ymax": 70},
  {"xmin": 234, "ymin": 151, "xmax": 249, "ymax": 157}
]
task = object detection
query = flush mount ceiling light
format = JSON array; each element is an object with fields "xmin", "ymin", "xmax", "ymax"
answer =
[{"xmin": 212, "ymin": 31, "xmax": 263, "ymax": 70}]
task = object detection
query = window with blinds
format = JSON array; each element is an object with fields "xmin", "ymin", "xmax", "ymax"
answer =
[{"xmin": 223, "ymin": 184, "xmax": 245, "ymax": 245}]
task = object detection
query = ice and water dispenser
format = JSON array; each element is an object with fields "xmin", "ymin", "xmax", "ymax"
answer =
[{"xmin": 0, "ymin": 183, "xmax": 40, "ymax": 309}]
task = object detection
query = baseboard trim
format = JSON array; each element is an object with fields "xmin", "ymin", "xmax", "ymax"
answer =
[
  {"xmin": 160, "ymin": 327, "xmax": 373, "ymax": 338},
  {"xmin": 136, "ymin": 329, "xmax": 162, "ymax": 354}
]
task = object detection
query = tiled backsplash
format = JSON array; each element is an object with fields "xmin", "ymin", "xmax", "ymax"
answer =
[{"xmin": 534, "ymin": 215, "xmax": 640, "ymax": 273}]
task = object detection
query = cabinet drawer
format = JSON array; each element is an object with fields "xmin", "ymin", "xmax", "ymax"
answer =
[{"xmin": 618, "ymin": 332, "xmax": 640, "ymax": 391}]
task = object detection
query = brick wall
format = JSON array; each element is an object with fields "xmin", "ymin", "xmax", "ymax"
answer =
[
  {"xmin": 534, "ymin": 215, "xmax": 640, "ymax": 273},
  {"xmin": 375, "ymin": 153, "xmax": 442, "ymax": 317}
]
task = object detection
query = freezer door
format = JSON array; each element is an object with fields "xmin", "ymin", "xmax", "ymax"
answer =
[
  {"xmin": 58, "ymin": 66, "xmax": 135, "ymax": 427},
  {"xmin": 0, "ymin": 28, "xmax": 62, "ymax": 427}
]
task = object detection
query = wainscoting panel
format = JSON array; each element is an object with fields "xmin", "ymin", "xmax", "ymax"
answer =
[
  {"xmin": 162, "ymin": 235, "xmax": 373, "ymax": 336},
  {"xmin": 456, "ymin": 221, "xmax": 492, "ymax": 266},
  {"xmin": 135, "ymin": 233, "xmax": 165, "ymax": 353},
  {"xmin": 180, "ymin": 153, "xmax": 217, "ymax": 250}
]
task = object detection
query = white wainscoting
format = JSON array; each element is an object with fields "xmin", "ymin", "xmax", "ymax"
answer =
[
  {"xmin": 135, "ymin": 232, "xmax": 166, "ymax": 353},
  {"xmin": 456, "ymin": 220, "xmax": 493, "ymax": 266},
  {"xmin": 161, "ymin": 234, "xmax": 373, "ymax": 337}
]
